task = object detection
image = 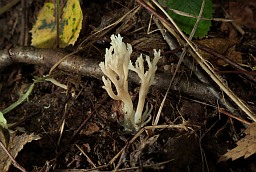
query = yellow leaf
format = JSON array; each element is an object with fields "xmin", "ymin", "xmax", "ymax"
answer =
[
  {"xmin": 31, "ymin": 0, "xmax": 83, "ymax": 48},
  {"xmin": 60, "ymin": 0, "xmax": 83, "ymax": 47},
  {"xmin": 31, "ymin": 3, "xmax": 56, "ymax": 48}
]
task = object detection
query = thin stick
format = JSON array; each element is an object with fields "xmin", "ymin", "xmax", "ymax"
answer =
[
  {"xmin": 0, "ymin": 140, "xmax": 27, "ymax": 172},
  {"xmin": 152, "ymin": 0, "xmax": 206, "ymax": 127},
  {"xmin": 75, "ymin": 144, "xmax": 97, "ymax": 168},
  {"xmin": 55, "ymin": 0, "xmax": 60, "ymax": 48},
  {"xmin": 0, "ymin": 0, "xmax": 20, "ymax": 16},
  {"xmin": 218, "ymin": 108, "xmax": 251, "ymax": 125}
]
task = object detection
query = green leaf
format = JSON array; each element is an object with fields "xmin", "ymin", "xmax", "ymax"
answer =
[{"xmin": 161, "ymin": 0, "xmax": 213, "ymax": 38}]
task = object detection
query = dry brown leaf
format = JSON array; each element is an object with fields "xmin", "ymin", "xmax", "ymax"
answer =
[
  {"xmin": 228, "ymin": 2, "xmax": 256, "ymax": 29},
  {"xmin": 0, "ymin": 126, "xmax": 10, "ymax": 147},
  {"xmin": 80, "ymin": 122, "xmax": 100, "ymax": 136},
  {"xmin": 196, "ymin": 38, "xmax": 230, "ymax": 58},
  {"xmin": 217, "ymin": 46, "xmax": 243, "ymax": 66},
  {"xmin": 218, "ymin": 123, "xmax": 256, "ymax": 162},
  {"xmin": 0, "ymin": 133, "xmax": 41, "ymax": 172}
]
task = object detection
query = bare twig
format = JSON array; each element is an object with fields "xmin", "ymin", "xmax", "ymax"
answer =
[
  {"xmin": 19, "ymin": 0, "xmax": 29, "ymax": 46},
  {"xmin": 0, "ymin": 140, "xmax": 27, "ymax": 172},
  {"xmin": 0, "ymin": 0, "xmax": 20, "ymax": 16},
  {"xmin": 167, "ymin": 8, "xmax": 232, "ymax": 22},
  {"xmin": 218, "ymin": 108, "xmax": 251, "ymax": 125},
  {"xmin": 75, "ymin": 144, "xmax": 97, "ymax": 168}
]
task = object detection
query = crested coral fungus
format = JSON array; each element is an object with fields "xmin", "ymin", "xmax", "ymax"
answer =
[{"xmin": 99, "ymin": 34, "xmax": 161, "ymax": 132}]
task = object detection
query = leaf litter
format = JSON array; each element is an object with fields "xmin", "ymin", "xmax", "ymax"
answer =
[{"xmin": 0, "ymin": 0, "xmax": 256, "ymax": 171}]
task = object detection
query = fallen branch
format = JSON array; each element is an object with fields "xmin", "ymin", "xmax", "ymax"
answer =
[{"xmin": 0, "ymin": 46, "xmax": 215, "ymax": 102}]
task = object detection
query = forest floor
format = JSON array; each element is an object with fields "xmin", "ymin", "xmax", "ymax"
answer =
[{"xmin": 0, "ymin": 0, "xmax": 256, "ymax": 171}]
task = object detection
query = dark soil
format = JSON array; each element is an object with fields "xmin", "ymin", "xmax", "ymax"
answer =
[{"xmin": 0, "ymin": 0, "xmax": 256, "ymax": 172}]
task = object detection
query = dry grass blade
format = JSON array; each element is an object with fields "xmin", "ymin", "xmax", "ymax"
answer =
[
  {"xmin": 0, "ymin": 0, "xmax": 20, "ymax": 16},
  {"xmin": 151, "ymin": 0, "xmax": 206, "ymax": 127},
  {"xmin": 168, "ymin": 8, "xmax": 232, "ymax": 22}
]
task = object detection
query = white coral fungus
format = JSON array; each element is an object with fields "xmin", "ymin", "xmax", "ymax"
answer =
[{"xmin": 99, "ymin": 34, "xmax": 161, "ymax": 132}]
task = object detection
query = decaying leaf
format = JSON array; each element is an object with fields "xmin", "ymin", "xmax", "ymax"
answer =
[
  {"xmin": 0, "ymin": 133, "xmax": 41, "ymax": 172},
  {"xmin": 31, "ymin": 0, "xmax": 83, "ymax": 48},
  {"xmin": 80, "ymin": 122, "xmax": 100, "ymax": 136},
  {"xmin": 228, "ymin": 1, "xmax": 256, "ymax": 29},
  {"xmin": 0, "ymin": 126, "xmax": 10, "ymax": 147},
  {"xmin": 31, "ymin": 2, "xmax": 56, "ymax": 48},
  {"xmin": 218, "ymin": 122, "xmax": 256, "ymax": 162}
]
